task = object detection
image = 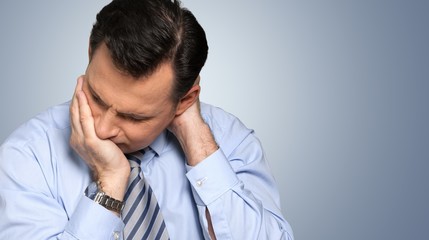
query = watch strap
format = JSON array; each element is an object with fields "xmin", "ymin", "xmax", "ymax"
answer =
[
  {"xmin": 93, "ymin": 191, "xmax": 124, "ymax": 214},
  {"xmin": 85, "ymin": 181, "xmax": 124, "ymax": 214}
]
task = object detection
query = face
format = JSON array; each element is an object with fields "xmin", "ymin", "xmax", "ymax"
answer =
[{"xmin": 83, "ymin": 43, "xmax": 177, "ymax": 153}]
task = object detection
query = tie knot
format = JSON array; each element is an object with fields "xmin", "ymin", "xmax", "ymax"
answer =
[
  {"xmin": 128, "ymin": 157, "xmax": 141, "ymax": 168},
  {"xmin": 125, "ymin": 149, "xmax": 145, "ymax": 168}
]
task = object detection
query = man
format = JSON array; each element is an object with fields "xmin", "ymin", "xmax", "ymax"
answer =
[{"xmin": 0, "ymin": 0, "xmax": 293, "ymax": 239}]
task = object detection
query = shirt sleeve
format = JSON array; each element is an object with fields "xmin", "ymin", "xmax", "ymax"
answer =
[
  {"xmin": 63, "ymin": 196, "xmax": 124, "ymax": 240},
  {"xmin": 186, "ymin": 133, "xmax": 294, "ymax": 240},
  {"xmin": 0, "ymin": 142, "xmax": 124, "ymax": 240}
]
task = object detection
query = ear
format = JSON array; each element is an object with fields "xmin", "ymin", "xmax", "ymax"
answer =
[{"xmin": 174, "ymin": 76, "xmax": 201, "ymax": 116}]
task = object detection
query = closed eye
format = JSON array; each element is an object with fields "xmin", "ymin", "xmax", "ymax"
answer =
[
  {"xmin": 118, "ymin": 113, "xmax": 152, "ymax": 123},
  {"xmin": 92, "ymin": 93, "xmax": 106, "ymax": 107}
]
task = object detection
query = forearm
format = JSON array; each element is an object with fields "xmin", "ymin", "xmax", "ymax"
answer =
[
  {"xmin": 62, "ymin": 196, "xmax": 124, "ymax": 239},
  {"xmin": 0, "ymin": 189, "xmax": 124, "ymax": 240},
  {"xmin": 172, "ymin": 117, "xmax": 218, "ymax": 238},
  {"xmin": 198, "ymin": 182, "xmax": 293, "ymax": 240},
  {"xmin": 171, "ymin": 101, "xmax": 293, "ymax": 239},
  {"xmin": 186, "ymin": 149, "xmax": 294, "ymax": 240}
]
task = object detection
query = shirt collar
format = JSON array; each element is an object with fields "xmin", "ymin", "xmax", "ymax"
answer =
[{"xmin": 148, "ymin": 130, "xmax": 168, "ymax": 156}]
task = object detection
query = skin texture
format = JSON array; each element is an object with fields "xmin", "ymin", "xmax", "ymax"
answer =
[{"xmin": 69, "ymin": 43, "xmax": 217, "ymax": 238}]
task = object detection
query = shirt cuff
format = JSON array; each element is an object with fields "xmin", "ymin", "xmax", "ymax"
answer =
[
  {"xmin": 65, "ymin": 195, "xmax": 124, "ymax": 240},
  {"xmin": 186, "ymin": 149, "xmax": 239, "ymax": 206}
]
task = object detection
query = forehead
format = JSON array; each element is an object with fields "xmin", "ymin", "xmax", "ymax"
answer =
[{"xmin": 85, "ymin": 44, "xmax": 175, "ymax": 115}]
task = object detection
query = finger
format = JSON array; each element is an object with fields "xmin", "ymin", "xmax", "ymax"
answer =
[
  {"xmin": 76, "ymin": 89, "xmax": 98, "ymax": 139},
  {"xmin": 71, "ymin": 76, "xmax": 84, "ymax": 106},
  {"xmin": 70, "ymin": 77, "xmax": 84, "ymax": 136}
]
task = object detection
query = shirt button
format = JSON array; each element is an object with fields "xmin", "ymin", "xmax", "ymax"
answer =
[{"xmin": 113, "ymin": 231, "xmax": 120, "ymax": 240}]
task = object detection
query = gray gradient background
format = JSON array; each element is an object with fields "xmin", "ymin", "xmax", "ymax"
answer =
[{"xmin": 1, "ymin": 1, "xmax": 428, "ymax": 239}]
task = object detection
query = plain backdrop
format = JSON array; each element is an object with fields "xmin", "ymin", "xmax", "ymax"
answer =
[{"xmin": 1, "ymin": 1, "xmax": 428, "ymax": 239}]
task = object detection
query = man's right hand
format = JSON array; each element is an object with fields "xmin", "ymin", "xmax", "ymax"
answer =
[{"xmin": 69, "ymin": 76, "xmax": 130, "ymax": 203}]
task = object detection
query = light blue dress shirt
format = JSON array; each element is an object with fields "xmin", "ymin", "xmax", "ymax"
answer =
[{"xmin": 0, "ymin": 102, "xmax": 294, "ymax": 240}]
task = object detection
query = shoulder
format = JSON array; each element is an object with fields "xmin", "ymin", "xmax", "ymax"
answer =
[
  {"xmin": 1, "ymin": 101, "xmax": 71, "ymax": 150},
  {"xmin": 200, "ymin": 102, "xmax": 249, "ymax": 133},
  {"xmin": 0, "ymin": 101, "xmax": 87, "ymax": 202},
  {"xmin": 200, "ymin": 102, "xmax": 254, "ymax": 156}
]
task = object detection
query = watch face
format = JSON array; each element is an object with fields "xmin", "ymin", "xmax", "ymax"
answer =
[{"xmin": 84, "ymin": 181, "xmax": 99, "ymax": 200}]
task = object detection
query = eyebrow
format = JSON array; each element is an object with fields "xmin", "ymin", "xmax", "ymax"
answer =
[{"xmin": 87, "ymin": 82, "xmax": 152, "ymax": 120}]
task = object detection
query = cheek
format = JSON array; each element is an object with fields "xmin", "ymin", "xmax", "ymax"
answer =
[
  {"xmin": 124, "ymin": 126, "xmax": 145, "ymax": 140},
  {"xmin": 122, "ymin": 124, "xmax": 150, "ymax": 144},
  {"xmin": 122, "ymin": 120, "xmax": 167, "ymax": 148}
]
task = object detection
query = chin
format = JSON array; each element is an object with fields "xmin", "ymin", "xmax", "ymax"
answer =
[{"xmin": 117, "ymin": 143, "xmax": 146, "ymax": 154}]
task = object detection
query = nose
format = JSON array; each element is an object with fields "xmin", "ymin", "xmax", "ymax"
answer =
[{"xmin": 94, "ymin": 109, "xmax": 120, "ymax": 140}]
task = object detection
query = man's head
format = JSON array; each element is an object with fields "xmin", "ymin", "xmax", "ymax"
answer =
[
  {"xmin": 82, "ymin": 0, "xmax": 208, "ymax": 153},
  {"xmin": 89, "ymin": 0, "xmax": 208, "ymax": 103}
]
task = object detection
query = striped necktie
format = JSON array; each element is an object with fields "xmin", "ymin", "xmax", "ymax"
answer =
[{"xmin": 122, "ymin": 149, "xmax": 169, "ymax": 240}]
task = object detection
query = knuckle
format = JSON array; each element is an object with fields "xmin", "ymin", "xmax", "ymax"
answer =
[{"xmin": 79, "ymin": 114, "xmax": 88, "ymax": 123}]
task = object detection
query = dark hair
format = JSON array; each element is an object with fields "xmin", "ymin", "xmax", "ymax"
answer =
[{"xmin": 89, "ymin": 0, "xmax": 208, "ymax": 102}]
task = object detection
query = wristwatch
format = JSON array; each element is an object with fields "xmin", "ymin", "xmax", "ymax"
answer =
[{"xmin": 85, "ymin": 181, "xmax": 124, "ymax": 214}]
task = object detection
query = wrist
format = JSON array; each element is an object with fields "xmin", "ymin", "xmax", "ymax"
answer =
[
  {"xmin": 176, "ymin": 122, "xmax": 218, "ymax": 166},
  {"xmin": 96, "ymin": 172, "xmax": 129, "ymax": 201},
  {"xmin": 85, "ymin": 181, "xmax": 124, "ymax": 215}
]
